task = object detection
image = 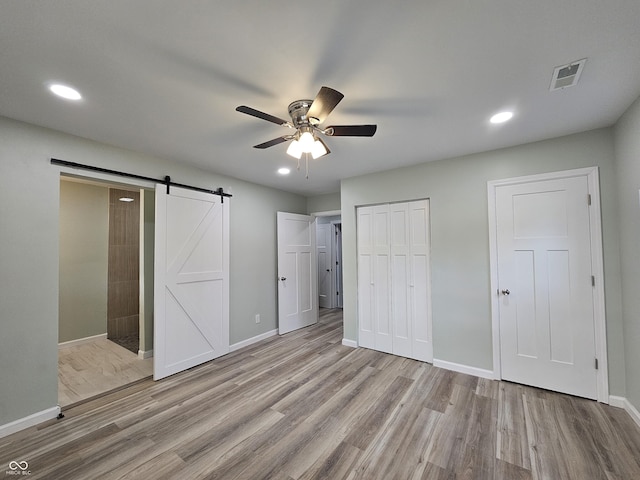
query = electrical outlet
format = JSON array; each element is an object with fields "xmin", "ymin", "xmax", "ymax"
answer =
[{"xmin": 255, "ymin": 314, "xmax": 261, "ymax": 324}]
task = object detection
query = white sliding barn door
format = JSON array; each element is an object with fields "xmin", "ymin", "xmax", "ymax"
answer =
[
  {"xmin": 277, "ymin": 212, "xmax": 318, "ymax": 334},
  {"xmin": 357, "ymin": 200, "xmax": 432, "ymax": 362},
  {"xmin": 494, "ymin": 175, "xmax": 598, "ymax": 399},
  {"xmin": 154, "ymin": 186, "xmax": 229, "ymax": 380}
]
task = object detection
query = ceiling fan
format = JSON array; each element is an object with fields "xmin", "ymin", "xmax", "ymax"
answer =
[{"xmin": 235, "ymin": 86, "xmax": 377, "ymax": 161}]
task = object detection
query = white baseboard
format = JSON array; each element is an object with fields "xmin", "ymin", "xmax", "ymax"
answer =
[
  {"xmin": 0, "ymin": 406, "xmax": 60, "ymax": 439},
  {"xmin": 610, "ymin": 395, "xmax": 640, "ymax": 428},
  {"xmin": 609, "ymin": 395, "xmax": 626, "ymax": 408},
  {"xmin": 342, "ymin": 338, "xmax": 358, "ymax": 348},
  {"xmin": 58, "ymin": 333, "xmax": 107, "ymax": 348},
  {"xmin": 230, "ymin": 329, "xmax": 278, "ymax": 352},
  {"xmin": 138, "ymin": 349, "xmax": 153, "ymax": 359},
  {"xmin": 432, "ymin": 358, "xmax": 494, "ymax": 379}
]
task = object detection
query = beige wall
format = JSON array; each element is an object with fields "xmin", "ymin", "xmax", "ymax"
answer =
[{"xmin": 58, "ymin": 180, "xmax": 108, "ymax": 343}]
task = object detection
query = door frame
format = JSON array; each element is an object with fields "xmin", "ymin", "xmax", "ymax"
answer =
[
  {"xmin": 312, "ymin": 210, "xmax": 342, "ymax": 309},
  {"xmin": 487, "ymin": 166, "xmax": 608, "ymax": 403},
  {"xmin": 331, "ymin": 221, "xmax": 343, "ymax": 308}
]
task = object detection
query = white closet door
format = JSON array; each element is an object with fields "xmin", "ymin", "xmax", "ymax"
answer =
[
  {"xmin": 357, "ymin": 205, "xmax": 392, "ymax": 353},
  {"xmin": 390, "ymin": 202, "xmax": 412, "ymax": 357},
  {"xmin": 357, "ymin": 207, "xmax": 375, "ymax": 349},
  {"xmin": 357, "ymin": 200, "xmax": 432, "ymax": 362},
  {"xmin": 409, "ymin": 200, "xmax": 432, "ymax": 362}
]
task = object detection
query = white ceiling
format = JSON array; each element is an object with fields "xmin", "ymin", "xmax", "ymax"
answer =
[{"xmin": 1, "ymin": 1, "xmax": 639, "ymax": 196}]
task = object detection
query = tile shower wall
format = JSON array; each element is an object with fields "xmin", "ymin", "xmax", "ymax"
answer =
[{"xmin": 107, "ymin": 189, "xmax": 140, "ymax": 341}]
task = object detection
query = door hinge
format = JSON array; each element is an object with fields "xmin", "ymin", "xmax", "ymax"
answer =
[
  {"xmin": 591, "ymin": 275, "xmax": 595, "ymax": 286},
  {"xmin": 595, "ymin": 358, "xmax": 599, "ymax": 370},
  {"xmin": 587, "ymin": 194, "xmax": 592, "ymax": 206},
  {"xmin": 336, "ymin": 291, "xmax": 339, "ymax": 296}
]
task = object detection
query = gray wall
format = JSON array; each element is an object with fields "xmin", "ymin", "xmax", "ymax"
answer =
[
  {"xmin": 341, "ymin": 128, "xmax": 626, "ymax": 395},
  {"xmin": 307, "ymin": 191, "xmax": 341, "ymax": 213},
  {"xmin": 613, "ymin": 95, "xmax": 640, "ymax": 411},
  {"xmin": 58, "ymin": 180, "xmax": 109, "ymax": 343},
  {"xmin": 0, "ymin": 115, "xmax": 306, "ymax": 427}
]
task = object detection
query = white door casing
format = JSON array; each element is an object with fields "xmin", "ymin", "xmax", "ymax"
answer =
[
  {"xmin": 277, "ymin": 212, "xmax": 318, "ymax": 335},
  {"xmin": 333, "ymin": 222, "xmax": 343, "ymax": 308},
  {"xmin": 154, "ymin": 186, "xmax": 229, "ymax": 380},
  {"xmin": 488, "ymin": 167, "xmax": 608, "ymax": 402},
  {"xmin": 317, "ymin": 223, "xmax": 332, "ymax": 308}
]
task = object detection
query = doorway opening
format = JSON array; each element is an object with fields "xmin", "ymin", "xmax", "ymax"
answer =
[
  {"xmin": 315, "ymin": 212, "xmax": 343, "ymax": 309},
  {"xmin": 58, "ymin": 175, "xmax": 154, "ymax": 407}
]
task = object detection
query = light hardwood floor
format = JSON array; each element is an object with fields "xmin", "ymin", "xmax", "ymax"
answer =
[
  {"xmin": 4, "ymin": 309, "xmax": 640, "ymax": 479},
  {"xmin": 58, "ymin": 338, "xmax": 152, "ymax": 407}
]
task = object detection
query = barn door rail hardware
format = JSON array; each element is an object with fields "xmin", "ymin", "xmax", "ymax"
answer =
[{"xmin": 51, "ymin": 158, "xmax": 232, "ymax": 202}]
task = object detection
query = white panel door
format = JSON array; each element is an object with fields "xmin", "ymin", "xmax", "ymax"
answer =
[
  {"xmin": 495, "ymin": 176, "xmax": 597, "ymax": 399},
  {"xmin": 277, "ymin": 212, "xmax": 318, "ymax": 334},
  {"xmin": 357, "ymin": 205, "xmax": 392, "ymax": 353},
  {"xmin": 154, "ymin": 186, "xmax": 229, "ymax": 381},
  {"xmin": 372, "ymin": 205, "xmax": 393, "ymax": 353},
  {"xmin": 390, "ymin": 202, "xmax": 412, "ymax": 357},
  {"xmin": 316, "ymin": 223, "xmax": 332, "ymax": 308},
  {"xmin": 357, "ymin": 207, "xmax": 375, "ymax": 349},
  {"xmin": 409, "ymin": 200, "xmax": 433, "ymax": 362}
]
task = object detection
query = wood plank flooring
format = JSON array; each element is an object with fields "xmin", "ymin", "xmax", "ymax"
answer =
[
  {"xmin": 58, "ymin": 338, "xmax": 152, "ymax": 407},
  {"xmin": 4, "ymin": 308, "xmax": 640, "ymax": 479}
]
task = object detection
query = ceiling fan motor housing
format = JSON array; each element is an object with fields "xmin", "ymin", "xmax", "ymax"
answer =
[{"xmin": 288, "ymin": 100, "xmax": 315, "ymax": 127}]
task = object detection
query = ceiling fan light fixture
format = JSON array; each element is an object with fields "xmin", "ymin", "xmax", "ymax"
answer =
[
  {"xmin": 311, "ymin": 139, "xmax": 328, "ymax": 159},
  {"xmin": 298, "ymin": 131, "xmax": 315, "ymax": 152},
  {"xmin": 286, "ymin": 139, "xmax": 303, "ymax": 159}
]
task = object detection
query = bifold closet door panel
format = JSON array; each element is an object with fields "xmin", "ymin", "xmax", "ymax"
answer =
[
  {"xmin": 409, "ymin": 200, "xmax": 432, "ymax": 362},
  {"xmin": 390, "ymin": 202, "xmax": 412, "ymax": 357}
]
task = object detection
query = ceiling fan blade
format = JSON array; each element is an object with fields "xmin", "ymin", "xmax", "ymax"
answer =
[
  {"xmin": 236, "ymin": 106, "xmax": 289, "ymax": 126},
  {"xmin": 307, "ymin": 86, "xmax": 344, "ymax": 124},
  {"xmin": 253, "ymin": 136, "xmax": 291, "ymax": 149},
  {"xmin": 325, "ymin": 124, "xmax": 377, "ymax": 137}
]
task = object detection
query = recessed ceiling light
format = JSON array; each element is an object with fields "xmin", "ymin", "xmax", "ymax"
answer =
[
  {"xmin": 119, "ymin": 197, "xmax": 134, "ymax": 202},
  {"xmin": 49, "ymin": 83, "xmax": 82, "ymax": 101},
  {"xmin": 490, "ymin": 111, "xmax": 513, "ymax": 124},
  {"xmin": 278, "ymin": 167, "xmax": 291, "ymax": 175}
]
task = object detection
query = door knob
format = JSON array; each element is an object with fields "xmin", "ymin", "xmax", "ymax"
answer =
[
  {"xmin": 501, "ymin": 289, "xmax": 510, "ymax": 295},
  {"xmin": 280, "ymin": 277, "xmax": 286, "ymax": 281},
  {"xmin": 326, "ymin": 269, "xmax": 330, "ymax": 272}
]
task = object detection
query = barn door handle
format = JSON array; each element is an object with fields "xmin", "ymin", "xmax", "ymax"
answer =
[{"xmin": 501, "ymin": 289, "xmax": 510, "ymax": 295}]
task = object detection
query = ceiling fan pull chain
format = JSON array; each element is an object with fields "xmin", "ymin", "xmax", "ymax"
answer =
[{"xmin": 305, "ymin": 154, "xmax": 309, "ymax": 179}]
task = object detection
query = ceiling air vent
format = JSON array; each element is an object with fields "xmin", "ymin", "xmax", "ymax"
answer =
[{"xmin": 550, "ymin": 58, "xmax": 587, "ymax": 91}]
